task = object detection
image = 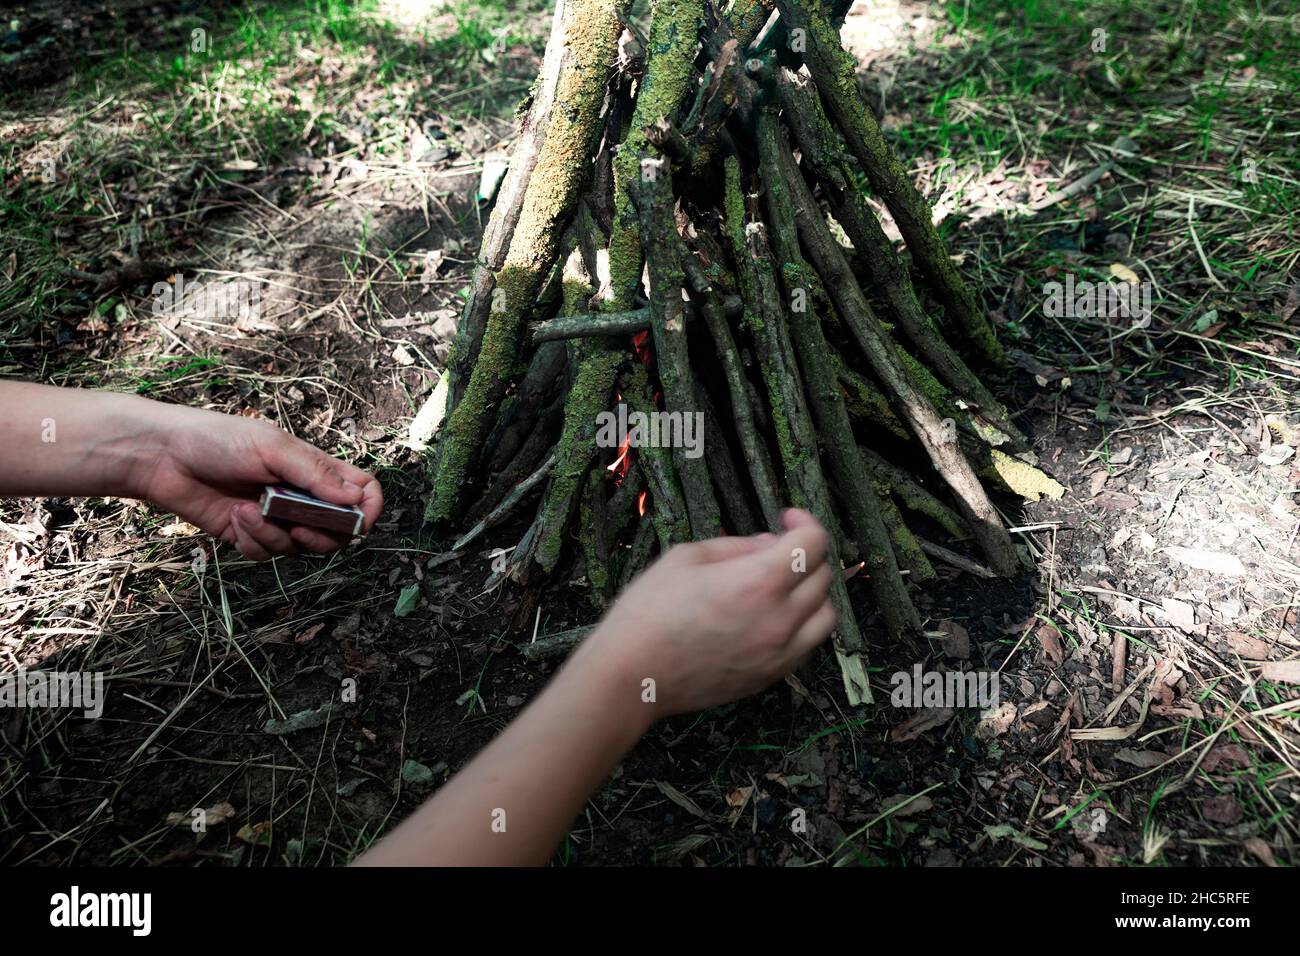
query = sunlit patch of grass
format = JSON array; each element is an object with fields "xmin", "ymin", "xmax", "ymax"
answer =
[{"xmin": 0, "ymin": 0, "xmax": 549, "ymax": 363}]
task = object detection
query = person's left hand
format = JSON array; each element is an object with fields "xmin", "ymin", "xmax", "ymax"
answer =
[{"xmin": 129, "ymin": 405, "xmax": 383, "ymax": 560}]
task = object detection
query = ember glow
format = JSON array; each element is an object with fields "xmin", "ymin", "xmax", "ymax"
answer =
[
  {"xmin": 632, "ymin": 330, "xmax": 652, "ymax": 365},
  {"xmin": 842, "ymin": 561, "xmax": 867, "ymax": 581}
]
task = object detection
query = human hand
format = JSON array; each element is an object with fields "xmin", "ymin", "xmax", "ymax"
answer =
[
  {"xmin": 577, "ymin": 509, "xmax": 837, "ymax": 720},
  {"xmin": 129, "ymin": 404, "xmax": 383, "ymax": 560}
]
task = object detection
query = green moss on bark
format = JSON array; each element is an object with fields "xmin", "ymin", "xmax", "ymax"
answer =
[
  {"xmin": 535, "ymin": 343, "xmax": 623, "ymax": 570},
  {"xmin": 578, "ymin": 468, "xmax": 610, "ymax": 595},
  {"xmin": 424, "ymin": 0, "xmax": 628, "ymax": 524},
  {"xmin": 608, "ymin": 0, "xmax": 706, "ymax": 308}
]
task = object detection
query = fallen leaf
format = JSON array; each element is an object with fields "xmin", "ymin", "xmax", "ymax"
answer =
[
  {"xmin": 1201, "ymin": 795, "xmax": 1242, "ymax": 825},
  {"xmin": 1109, "ymin": 262, "xmax": 1140, "ymax": 285},
  {"xmin": 977, "ymin": 701, "xmax": 1017, "ymax": 739},
  {"xmin": 1226, "ymin": 631, "xmax": 1271, "ymax": 659},
  {"xmin": 1201, "ymin": 744, "xmax": 1250, "ymax": 773},
  {"xmin": 1151, "ymin": 701, "xmax": 1205, "ymax": 720},
  {"xmin": 1162, "ymin": 547, "xmax": 1246, "ymax": 576},
  {"xmin": 890, "ymin": 707, "xmax": 955, "ymax": 742},
  {"xmin": 235, "ymin": 821, "xmax": 273, "ymax": 845},
  {"xmin": 295, "ymin": 622, "xmax": 325, "ymax": 644},
  {"xmin": 1094, "ymin": 490, "xmax": 1139, "ymax": 510},
  {"xmin": 882, "ymin": 793, "xmax": 933, "ymax": 817},
  {"xmin": 159, "ymin": 520, "xmax": 201, "ymax": 537},
  {"xmin": 165, "ymin": 801, "xmax": 236, "ymax": 827},
  {"xmin": 1243, "ymin": 837, "xmax": 1278, "ymax": 867},
  {"xmin": 984, "ymin": 823, "xmax": 1048, "ymax": 851},
  {"xmin": 77, "ymin": 312, "xmax": 111, "ymax": 335},
  {"xmin": 1258, "ymin": 444, "xmax": 1294, "ymax": 467},
  {"xmin": 656, "ymin": 781, "xmax": 709, "ymax": 819},
  {"xmin": 662, "ymin": 834, "xmax": 712, "ymax": 860},
  {"xmin": 1113, "ymin": 748, "xmax": 1166, "ymax": 769},
  {"xmin": 1160, "ymin": 597, "xmax": 1197, "ymax": 632},
  {"xmin": 1260, "ymin": 661, "xmax": 1300, "ymax": 684},
  {"xmin": 1036, "ymin": 622, "xmax": 1065, "ymax": 665},
  {"xmin": 1281, "ymin": 283, "xmax": 1300, "ymax": 324},
  {"xmin": 939, "ymin": 620, "xmax": 970, "ymax": 659},
  {"xmin": 401, "ymin": 759, "xmax": 441, "ymax": 786},
  {"xmin": 263, "ymin": 703, "xmax": 332, "ymax": 735},
  {"xmin": 393, "ymin": 584, "xmax": 420, "ymax": 618},
  {"xmin": 725, "ymin": 786, "xmax": 753, "ymax": 808},
  {"xmin": 420, "ymin": 248, "xmax": 445, "ymax": 286},
  {"xmin": 1114, "ymin": 597, "xmax": 1142, "ymax": 622}
]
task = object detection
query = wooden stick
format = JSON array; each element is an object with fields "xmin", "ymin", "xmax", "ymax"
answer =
[
  {"xmin": 917, "ymin": 538, "xmax": 996, "ymax": 579},
  {"xmin": 754, "ymin": 115, "xmax": 921, "ymax": 636},
  {"xmin": 453, "ymin": 451, "xmax": 559, "ymax": 553},
  {"xmin": 533, "ymin": 316, "xmax": 624, "ymax": 572},
  {"xmin": 471, "ymin": 395, "xmax": 564, "ymax": 524},
  {"xmin": 481, "ymin": 340, "xmax": 567, "ymax": 477},
  {"xmin": 624, "ymin": 364, "xmax": 691, "ymax": 548},
  {"xmin": 757, "ymin": 108, "xmax": 1019, "ymax": 576},
  {"xmin": 578, "ymin": 467, "xmax": 612, "ymax": 598},
  {"xmin": 695, "ymin": 379, "xmax": 759, "ymax": 535},
  {"xmin": 858, "ymin": 445, "xmax": 970, "ymax": 543},
  {"xmin": 777, "ymin": 69, "xmax": 1025, "ymax": 449},
  {"xmin": 530, "ymin": 308, "xmax": 650, "ymax": 343},
  {"xmin": 620, "ymin": 512, "xmax": 659, "ymax": 588},
  {"xmin": 722, "ymin": 155, "xmax": 872, "ymax": 706},
  {"xmin": 635, "ymin": 154, "xmax": 722, "ymax": 539},
  {"xmin": 522, "ymin": 625, "xmax": 594, "ymax": 661},
  {"xmin": 427, "ymin": 0, "xmax": 631, "ymax": 523},
  {"xmin": 604, "ymin": 460, "xmax": 647, "ymax": 552},
  {"xmin": 772, "ymin": 0, "xmax": 1003, "ymax": 367},
  {"xmin": 680, "ymin": 253, "xmax": 783, "ymax": 531}
]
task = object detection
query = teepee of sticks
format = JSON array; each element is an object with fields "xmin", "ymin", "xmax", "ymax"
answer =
[{"xmin": 422, "ymin": 0, "xmax": 1061, "ymax": 704}]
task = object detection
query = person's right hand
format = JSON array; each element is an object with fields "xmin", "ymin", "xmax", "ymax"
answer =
[
  {"xmin": 126, "ymin": 402, "xmax": 383, "ymax": 561},
  {"xmin": 577, "ymin": 508, "xmax": 837, "ymax": 720}
]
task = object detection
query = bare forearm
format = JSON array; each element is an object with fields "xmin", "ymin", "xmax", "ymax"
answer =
[
  {"xmin": 0, "ymin": 381, "xmax": 161, "ymax": 499},
  {"xmin": 355, "ymin": 634, "xmax": 651, "ymax": 866}
]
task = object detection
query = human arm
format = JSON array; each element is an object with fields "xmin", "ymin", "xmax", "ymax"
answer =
[
  {"xmin": 353, "ymin": 509, "xmax": 836, "ymax": 866},
  {"xmin": 0, "ymin": 380, "xmax": 382, "ymax": 558}
]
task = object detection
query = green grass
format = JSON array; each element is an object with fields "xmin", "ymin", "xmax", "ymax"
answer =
[{"xmin": 0, "ymin": 0, "xmax": 546, "ymax": 351}]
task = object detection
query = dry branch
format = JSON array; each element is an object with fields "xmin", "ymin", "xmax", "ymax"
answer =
[{"xmin": 421, "ymin": 0, "xmax": 1059, "ymax": 709}]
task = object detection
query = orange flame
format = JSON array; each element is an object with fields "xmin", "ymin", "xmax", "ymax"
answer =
[
  {"xmin": 636, "ymin": 489, "xmax": 648, "ymax": 517},
  {"xmin": 605, "ymin": 391, "xmax": 635, "ymax": 485},
  {"xmin": 607, "ymin": 430, "xmax": 633, "ymax": 482}
]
